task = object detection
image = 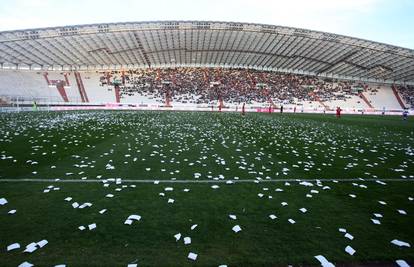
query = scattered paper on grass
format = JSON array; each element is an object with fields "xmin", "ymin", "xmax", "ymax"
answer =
[
  {"xmin": 188, "ymin": 252, "xmax": 198, "ymax": 261},
  {"xmin": 8, "ymin": 209, "xmax": 16, "ymax": 214},
  {"xmin": 0, "ymin": 198, "xmax": 8, "ymax": 205},
  {"xmin": 397, "ymin": 210, "xmax": 407, "ymax": 215},
  {"xmin": 288, "ymin": 219, "xmax": 296, "ymax": 224},
  {"xmin": 18, "ymin": 262, "xmax": 33, "ymax": 267},
  {"xmin": 371, "ymin": 219, "xmax": 381, "ymax": 225},
  {"xmin": 232, "ymin": 225, "xmax": 242, "ymax": 233},
  {"xmin": 125, "ymin": 214, "xmax": 141, "ymax": 225},
  {"xmin": 391, "ymin": 239, "xmax": 411, "ymax": 248},
  {"xmin": 191, "ymin": 224, "xmax": 198, "ymax": 230},
  {"xmin": 314, "ymin": 255, "xmax": 335, "ymax": 267},
  {"xmin": 99, "ymin": 209, "xmax": 107, "ymax": 214},
  {"xmin": 184, "ymin": 237, "xmax": 191, "ymax": 245},
  {"xmin": 88, "ymin": 223, "xmax": 97, "ymax": 230},
  {"xmin": 269, "ymin": 214, "xmax": 277, "ymax": 220},
  {"xmin": 345, "ymin": 245, "xmax": 356, "ymax": 255},
  {"xmin": 345, "ymin": 233, "xmax": 354, "ymax": 240},
  {"xmin": 299, "ymin": 208, "xmax": 307, "ymax": 213},
  {"xmin": 37, "ymin": 239, "xmax": 48, "ymax": 248},
  {"xmin": 23, "ymin": 242, "xmax": 37, "ymax": 253},
  {"xmin": 7, "ymin": 243, "xmax": 20, "ymax": 251},
  {"xmin": 229, "ymin": 214, "xmax": 237, "ymax": 220},
  {"xmin": 396, "ymin": 260, "xmax": 410, "ymax": 267},
  {"xmin": 174, "ymin": 233, "xmax": 181, "ymax": 241}
]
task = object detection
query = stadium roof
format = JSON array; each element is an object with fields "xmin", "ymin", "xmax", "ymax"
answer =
[{"xmin": 0, "ymin": 20, "xmax": 413, "ymax": 84}]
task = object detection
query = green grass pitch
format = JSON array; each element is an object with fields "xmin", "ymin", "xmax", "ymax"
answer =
[{"xmin": 0, "ymin": 111, "xmax": 413, "ymax": 267}]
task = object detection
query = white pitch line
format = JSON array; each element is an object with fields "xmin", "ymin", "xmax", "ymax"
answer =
[{"xmin": 0, "ymin": 178, "xmax": 413, "ymax": 183}]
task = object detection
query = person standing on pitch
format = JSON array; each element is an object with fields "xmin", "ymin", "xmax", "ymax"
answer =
[
  {"xmin": 268, "ymin": 104, "xmax": 272, "ymax": 114},
  {"xmin": 242, "ymin": 103, "xmax": 245, "ymax": 116},
  {"xmin": 403, "ymin": 109, "xmax": 408, "ymax": 121},
  {"xmin": 336, "ymin": 106, "xmax": 341, "ymax": 118},
  {"xmin": 280, "ymin": 105, "xmax": 283, "ymax": 114}
]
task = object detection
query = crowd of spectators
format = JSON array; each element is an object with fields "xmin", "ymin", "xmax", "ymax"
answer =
[
  {"xmin": 395, "ymin": 85, "xmax": 414, "ymax": 107},
  {"xmin": 99, "ymin": 68, "xmax": 373, "ymax": 105}
]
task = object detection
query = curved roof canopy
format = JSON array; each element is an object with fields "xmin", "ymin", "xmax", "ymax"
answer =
[{"xmin": 0, "ymin": 21, "xmax": 413, "ymax": 84}]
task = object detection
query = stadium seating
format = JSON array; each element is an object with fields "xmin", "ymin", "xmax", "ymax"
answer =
[{"xmin": 0, "ymin": 68, "xmax": 412, "ymax": 110}]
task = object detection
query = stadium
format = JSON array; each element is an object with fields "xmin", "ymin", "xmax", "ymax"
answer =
[{"xmin": 0, "ymin": 18, "xmax": 413, "ymax": 267}]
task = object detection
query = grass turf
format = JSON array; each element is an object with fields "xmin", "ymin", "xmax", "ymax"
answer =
[{"xmin": 0, "ymin": 111, "xmax": 413, "ymax": 266}]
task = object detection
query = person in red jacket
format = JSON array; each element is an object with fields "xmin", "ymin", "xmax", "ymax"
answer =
[{"xmin": 336, "ymin": 106, "xmax": 342, "ymax": 118}]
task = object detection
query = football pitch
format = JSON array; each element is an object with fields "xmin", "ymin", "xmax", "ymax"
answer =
[{"xmin": 0, "ymin": 111, "xmax": 413, "ymax": 267}]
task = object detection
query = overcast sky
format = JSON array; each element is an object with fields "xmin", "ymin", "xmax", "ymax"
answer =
[{"xmin": 0, "ymin": 0, "xmax": 413, "ymax": 49}]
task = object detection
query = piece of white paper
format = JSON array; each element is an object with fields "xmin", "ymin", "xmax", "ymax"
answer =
[
  {"xmin": 269, "ymin": 214, "xmax": 277, "ymax": 220},
  {"xmin": 18, "ymin": 262, "xmax": 34, "ymax": 267},
  {"xmin": 391, "ymin": 239, "xmax": 411, "ymax": 247},
  {"xmin": 371, "ymin": 219, "xmax": 381, "ymax": 225},
  {"xmin": 314, "ymin": 255, "xmax": 335, "ymax": 267},
  {"xmin": 37, "ymin": 239, "xmax": 48, "ymax": 248},
  {"xmin": 128, "ymin": 215, "xmax": 141, "ymax": 221},
  {"xmin": 88, "ymin": 223, "xmax": 97, "ymax": 230},
  {"xmin": 396, "ymin": 260, "xmax": 410, "ymax": 267},
  {"xmin": 345, "ymin": 233, "xmax": 354, "ymax": 240},
  {"xmin": 0, "ymin": 198, "xmax": 8, "ymax": 205},
  {"xmin": 229, "ymin": 214, "xmax": 237, "ymax": 220},
  {"xmin": 174, "ymin": 233, "xmax": 181, "ymax": 241},
  {"xmin": 232, "ymin": 225, "xmax": 242, "ymax": 233},
  {"xmin": 7, "ymin": 243, "xmax": 20, "ymax": 251},
  {"xmin": 345, "ymin": 245, "xmax": 356, "ymax": 256},
  {"xmin": 184, "ymin": 237, "xmax": 191, "ymax": 245},
  {"xmin": 188, "ymin": 252, "xmax": 198, "ymax": 261},
  {"xmin": 23, "ymin": 243, "xmax": 37, "ymax": 253}
]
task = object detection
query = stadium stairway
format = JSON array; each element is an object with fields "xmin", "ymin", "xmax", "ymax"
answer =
[
  {"xmin": 74, "ymin": 72, "xmax": 89, "ymax": 103},
  {"xmin": 392, "ymin": 85, "xmax": 407, "ymax": 109},
  {"xmin": 358, "ymin": 92, "xmax": 374, "ymax": 108},
  {"xmin": 43, "ymin": 72, "xmax": 69, "ymax": 102}
]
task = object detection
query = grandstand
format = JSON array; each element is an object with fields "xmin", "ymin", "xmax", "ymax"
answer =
[{"xmin": 0, "ymin": 21, "xmax": 413, "ymax": 113}]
